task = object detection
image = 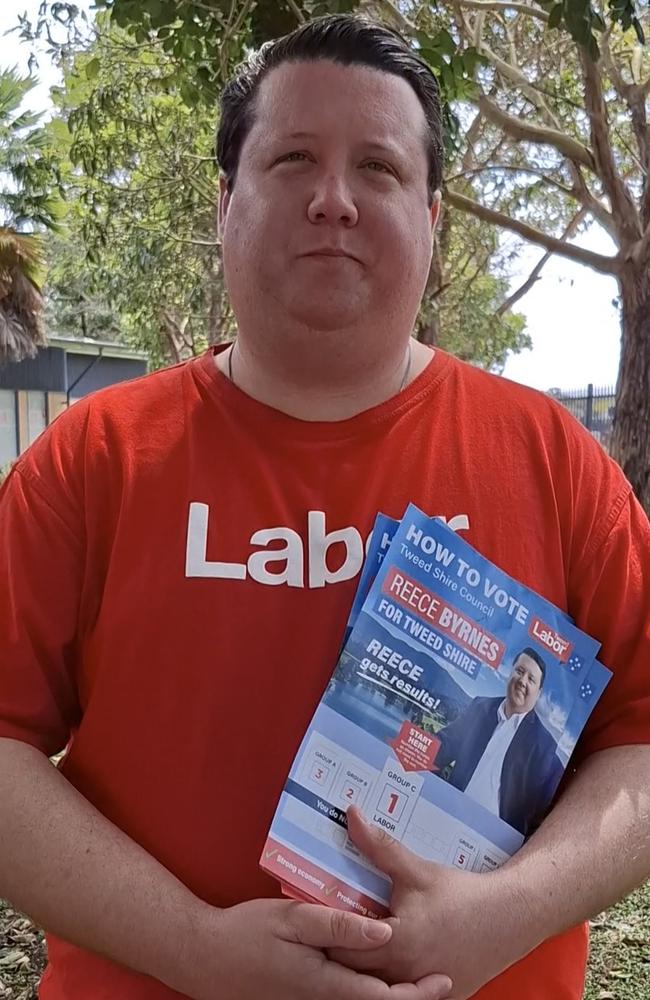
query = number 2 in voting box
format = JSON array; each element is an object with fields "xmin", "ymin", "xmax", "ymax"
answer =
[
  {"xmin": 340, "ymin": 780, "xmax": 362, "ymax": 804},
  {"xmin": 333, "ymin": 764, "xmax": 373, "ymax": 809}
]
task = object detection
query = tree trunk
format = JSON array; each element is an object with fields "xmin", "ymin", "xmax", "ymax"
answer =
[
  {"xmin": 610, "ymin": 258, "xmax": 650, "ymax": 512},
  {"xmin": 416, "ymin": 204, "xmax": 450, "ymax": 346},
  {"xmin": 417, "ymin": 234, "xmax": 443, "ymax": 346}
]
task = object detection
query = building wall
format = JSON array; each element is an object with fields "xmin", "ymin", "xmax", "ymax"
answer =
[
  {"xmin": 66, "ymin": 354, "xmax": 147, "ymax": 396},
  {"xmin": 0, "ymin": 347, "xmax": 67, "ymax": 392},
  {"xmin": 0, "ymin": 346, "xmax": 148, "ymax": 465}
]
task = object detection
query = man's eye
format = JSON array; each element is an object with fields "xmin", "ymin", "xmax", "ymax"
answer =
[
  {"xmin": 280, "ymin": 151, "xmax": 309, "ymax": 163},
  {"xmin": 363, "ymin": 161, "xmax": 394, "ymax": 175}
]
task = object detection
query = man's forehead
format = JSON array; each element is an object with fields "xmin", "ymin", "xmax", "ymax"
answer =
[
  {"xmin": 250, "ymin": 59, "xmax": 427, "ymax": 146},
  {"xmin": 515, "ymin": 654, "xmax": 542, "ymax": 673}
]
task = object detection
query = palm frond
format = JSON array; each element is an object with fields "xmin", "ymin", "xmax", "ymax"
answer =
[
  {"xmin": 0, "ymin": 68, "xmax": 37, "ymax": 122},
  {"xmin": 0, "ymin": 228, "xmax": 46, "ymax": 362}
]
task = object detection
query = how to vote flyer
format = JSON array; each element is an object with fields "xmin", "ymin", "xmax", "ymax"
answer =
[{"xmin": 261, "ymin": 505, "xmax": 611, "ymax": 916}]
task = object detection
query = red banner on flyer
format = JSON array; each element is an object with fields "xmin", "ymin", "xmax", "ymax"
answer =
[
  {"xmin": 388, "ymin": 721, "xmax": 440, "ymax": 772},
  {"xmin": 381, "ymin": 566, "xmax": 506, "ymax": 669}
]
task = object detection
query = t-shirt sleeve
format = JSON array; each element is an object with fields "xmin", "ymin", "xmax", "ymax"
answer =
[
  {"xmin": 0, "ymin": 461, "xmax": 84, "ymax": 755},
  {"xmin": 569, "ymin": 483, "xmax": 650, "ymax": 758}
]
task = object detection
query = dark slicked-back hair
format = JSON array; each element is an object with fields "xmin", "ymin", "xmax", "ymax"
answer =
[{"xmin": 216, "ymin": 14, "xmax": 443, "ymax": 205}]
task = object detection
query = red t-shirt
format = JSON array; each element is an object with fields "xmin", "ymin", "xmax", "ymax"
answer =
[{"xmin": 1, "ymin": 346, "xmax": 649, "ymax": 1000}]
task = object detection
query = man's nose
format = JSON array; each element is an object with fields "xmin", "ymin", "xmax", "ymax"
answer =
[{"xmin": 307, "ymin": 173, "xmax": 359, "ymax": 226}]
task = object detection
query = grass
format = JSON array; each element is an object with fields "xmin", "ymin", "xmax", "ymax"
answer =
[
  {"xmin": 0, "ymin": 900, "xmax": 45, "ymax": 1000},
  {"xmin": 1, "ymin": 883, "xmax": 649, "ymax": 998},
  {"xmin": 585, "ymin": 883, "xmax": 650, "ymax": 1000}
]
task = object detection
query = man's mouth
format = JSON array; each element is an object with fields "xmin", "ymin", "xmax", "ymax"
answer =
[{"xmin": 301, "ymin": 247, "xmax": 360, "ymax": 263}]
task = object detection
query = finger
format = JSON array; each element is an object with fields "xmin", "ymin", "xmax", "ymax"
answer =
[
  {"xmin": 328, "ymin": 950, "xmax": 453, "ymax": 999},
  {"xmin": 414, "ymin": 974, "xmax": 454, "ymax": 999},
  {"xmin": 316, "ymin": 958, "xmax": 409, "ymax": 1000},
  {"xmin": 347, "ymin": 807, "xmax": 420, "ymax": 884},
  {"xmin": 389, "ymin": 976, "xmax": 454, "ymax": 1000},
  {"xmin": 283, "ymin": 901, "xmax": 392, "ymax": 950},
  {"xmin": 328, "ymin": 944, "xmax": 383, "ymax": 970}
]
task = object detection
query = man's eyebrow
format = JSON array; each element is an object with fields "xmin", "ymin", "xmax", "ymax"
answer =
[
  {"xmin": 273, "ymin": 131, "xmax": 319, "ymax": 142},
  {"xmin": 362, "ymin": 140, "xmax": 407, "ymax": 159},
  {"xmin": 273, "ymin": 133, "xmax": 408, "ymax": 158}
]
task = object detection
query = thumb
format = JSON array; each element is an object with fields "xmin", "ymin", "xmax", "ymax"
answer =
[{"xmin": 346, "ymin": 807, "xmax": 418, "ymax": 883}]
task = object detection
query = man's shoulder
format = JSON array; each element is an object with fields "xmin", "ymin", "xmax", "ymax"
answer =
[
  {"xmin": 526, "ymin": 711, "xmax": 558, "ymax": 753},
  {"xmin": 13, "ymin": 356, "xmax": 202, "ymax": 492},
  {"xmin": 74, "ymin": 356, "xmax": 193, "ymax": 422},
  {"xmin": 467, "ymin": 696, "xmax": 501, "ymax": 717},
  {"xmin": 440, "ymin": 353, "xmax": 629, "ymax": 530},
  {"xmin": 442, "ymin": 353, "xmax": 584, "ymax": 434},
  {"xmin": 38, "ymin": 356, "xmax": 197, "ymax": 446}
]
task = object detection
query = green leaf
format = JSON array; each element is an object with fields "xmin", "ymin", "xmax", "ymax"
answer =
[
  {"xmin": 633, "ymin": 16, "xmax": 646, "ymax": 43},
  {"xmin": 111, "ymin": 4, "xmax": 129, "ymax": 28},
  {"xmin": 418, "ymin": 47, "xmax": 443, "ymax": 70},
  {"xmin": 548, "ymin": 4, "xmax": 564, "ymax": 29},
  {"xmin": 143, "ymin": 0, "xmax": 162, "ymax": 17},
  {"xmin": 85, "ymin": 57, "xmax": 100, "ymax": 80},
  {"xmin": 451, "ymin": 54, "xmax": 465, "ymax": 78},
  {"xmin": 440, "ymin": 63, "xmax": 455, "ymax": 94},
  {"xmin": 433, "ymin": 28, "xmax": 457, "ymax": 57},
  {"xmin": 463, "ymin": 47, "xmax": 487, "ymax": 74}
]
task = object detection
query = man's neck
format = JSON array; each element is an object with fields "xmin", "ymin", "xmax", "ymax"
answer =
[
  {"xmin": 502, "ymin": 701, "xmax": 528, "ymax": 721},
  {"xmin": 214, "ymin": 338, "xmax": 434, "ymax": 421}
]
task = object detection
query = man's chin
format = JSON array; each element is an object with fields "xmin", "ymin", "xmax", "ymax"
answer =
[
  {"xmin": 506, "ymin": 699, "xmax": 526, "ymax": 715},
  {"xmin": 286, "ymin": 304, "xmax": 366, "ymax": 333}
]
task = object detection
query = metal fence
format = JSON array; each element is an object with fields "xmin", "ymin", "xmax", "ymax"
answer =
[{"xmin": 548, "ymin": 384, "xmax": 616, "ymax": 451}]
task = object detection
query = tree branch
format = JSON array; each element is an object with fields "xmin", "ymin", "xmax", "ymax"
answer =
[
  {"xmin": 475, "ymin": 39, "xmax": 556, "ymax": 118},
  {"xmin": 362, "ymin": 0, "xmax": 415, "ymax": 35},
  {"xmin": 629, "ymin": 222, "xmax": 650, "ymax": 265},
  {"xmin": 581, "ymin": 50, "xmax": 641, "ymax": 242},
  {"xmin": 566, "ymin": 161, "xmax": 619, "ymax": 241},
  {"xmin": 446, "ymin": 188, "xmax": 620, "ymax": 275},
  {"xmin": 599, "ymin": 30, "xmax": 650, "ymax": 225},
  {"xmin": 461, "ymin": 110, "xmax": 483, "ymax": 171},
  {"xmin": 285, "ymin": 0, "xmax": 307, "ymax": 23},
  {"xmin": 600, "ymin": 28, "xmax": 629, "ymax": 100},
  {"xmin": 496, "ymin": 251, "xmax": 549, "ymax": 315},
  {"xmin": 478, "ymin": 94, "xmax": 597, "ymax": 172},
  {"xmin": 448, "ymin": 162, "xmax": 576, "ymax": 198},
  {"xmin": 457, "ymin": 0, "xmax": 549, "ymax": 20},
  {"xmin": 495, "ymin": 207, "xmax": 587, "ymax": 315},
  {"xmin": 454, "ymin": 158, "xmax": 615, "ymax": 241}
]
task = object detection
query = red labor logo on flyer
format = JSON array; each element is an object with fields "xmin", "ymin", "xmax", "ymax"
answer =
[{"xmin": 388, "ymin": 722, "xmax": 441, "ymax": 772}]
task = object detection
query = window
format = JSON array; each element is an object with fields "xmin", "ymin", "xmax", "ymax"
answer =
[
  {"xmin": 26, "ymin": 391, "xmax": 47, "ymax": 445},
  {"xmin": 0, "ymin": 390, "xmax": 17, "ymax": 468}
]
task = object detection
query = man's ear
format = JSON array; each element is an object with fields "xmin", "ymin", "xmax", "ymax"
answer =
[
  {"xmin": 430, "ymin": 190, "xmax": 442, "ymax": 234},
  {"xmin": 218, "ymin": 175, "xmax": 231, "ymax": 238}
]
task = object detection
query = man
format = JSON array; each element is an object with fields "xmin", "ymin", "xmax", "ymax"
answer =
[
  {"xmin": 435, "ymin": 648, "xmax": 563, "ymax": 835},
  {"xmin": 0, "ymin": 13, "xmax": 649, "ymax": 1000}
]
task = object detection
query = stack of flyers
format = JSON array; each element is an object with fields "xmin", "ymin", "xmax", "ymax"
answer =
[{"xmin": 261, "ymin": 504, "xmax": 611, "ymax": 917}]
